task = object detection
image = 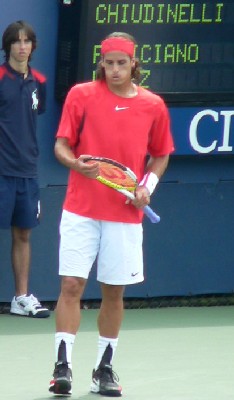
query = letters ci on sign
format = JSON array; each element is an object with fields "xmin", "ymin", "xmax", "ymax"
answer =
[
  {"xmin": 170, "ymin": 107, "xmax": 234, "ymax": 155},
  {"xmin": 189, "ymin": 109, "xmax": 234, "ymax": 155}
]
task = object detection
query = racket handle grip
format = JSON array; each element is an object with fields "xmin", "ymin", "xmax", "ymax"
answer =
[{"xmin": 143, "ymin": 205, "xmax": 160, "ymax": 223}]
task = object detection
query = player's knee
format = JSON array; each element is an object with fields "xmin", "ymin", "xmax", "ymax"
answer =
[{"xmin": 61, "ymin": 276, "xmax": 86, "ymax": 300}]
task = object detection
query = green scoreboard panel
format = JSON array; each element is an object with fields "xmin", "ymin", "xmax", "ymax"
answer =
[{"xmin": 56, "ymin": 0, "xmax": 234, "ymax": 104}]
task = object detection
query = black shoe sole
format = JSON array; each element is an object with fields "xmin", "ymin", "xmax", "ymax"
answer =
[
  {"xmin": 29, "ymin": 310, "xmax": 50, "ymax": 318},
  {"xmin": 49, "ymin": 379, "xmax": 72, "ymax": 396},
  {"xmin": 99, "ymin": 389, "xmax": 122, "ymax": 397}
]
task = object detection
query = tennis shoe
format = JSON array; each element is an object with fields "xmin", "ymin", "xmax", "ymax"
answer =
[
  {"xmin": 49, "ymin": 361, "xmax": 72, "ymax": 396},
  {"xmin": 90, "ymin": 364, "xmax": 122, "ymax": 397},
  {"xmin": 10, "ymin": 294, "xmax": 50, "ymax": 318},
  {"xmin": 90, "ymin": 343, "xmax": 122, "ymax": 396}
]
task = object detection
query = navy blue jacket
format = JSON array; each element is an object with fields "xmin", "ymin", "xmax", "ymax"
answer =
[{"xmin": 0, "ymin": 62, "xmax": 46, "ymax": 177}]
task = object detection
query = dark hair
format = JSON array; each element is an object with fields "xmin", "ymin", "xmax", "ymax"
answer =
[
  {"xmin": 1, "ymin": 20, "xmax": 37, "ymax": 61},
  {"xmin": 96, "ymin": 32, "xmax": 141, "ymax": 83}
]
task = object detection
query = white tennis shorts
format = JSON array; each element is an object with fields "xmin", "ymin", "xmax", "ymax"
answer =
[{"xmin": 59, "ymin": 210, "xmax": 144, "ymax": 285}]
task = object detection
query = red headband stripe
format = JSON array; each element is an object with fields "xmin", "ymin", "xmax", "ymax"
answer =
[{"xmin": 101, "ymin": 37, "xmax": 135, "ymax": 57}]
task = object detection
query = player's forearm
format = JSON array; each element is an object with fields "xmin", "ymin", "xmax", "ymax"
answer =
[
  {"xmin": 146, "ymin": 155, "xmax": 169, "ymax": 179},
  {"xmin": 139, "ymin": 155, "xmax": 169, "ymax": 195},
  {"xmin": 54, "ymin": 139, "xmax": 77, "ymax": 170}
]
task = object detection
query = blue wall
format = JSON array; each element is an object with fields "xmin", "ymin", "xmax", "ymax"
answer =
[{"xmin": 0, "ymin": 0, "xmax": 234, "ymax": 302}]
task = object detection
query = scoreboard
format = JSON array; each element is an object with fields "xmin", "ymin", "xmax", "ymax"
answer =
[{"xmin": 56, "ymin": 0, "xmax": 234, "ymax": 105}]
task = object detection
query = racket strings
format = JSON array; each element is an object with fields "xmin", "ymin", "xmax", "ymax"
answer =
[{"xmin": 98, "ymin": 162, "xmax": 136, "ymax": 191}]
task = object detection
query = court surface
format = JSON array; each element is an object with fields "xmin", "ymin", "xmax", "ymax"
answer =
[{"xmin": 0, "ymin": 306, "xmax": 234, "ymax": 400}]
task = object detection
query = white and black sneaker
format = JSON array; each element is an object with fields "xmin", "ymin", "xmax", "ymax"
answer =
[
  {"xmin": 10, "ymin": 294, "xmax": 50, "ymax": 318},
  {"xmin": 90, "ymin": 344, "xmax": 122, "ymax": 397}
]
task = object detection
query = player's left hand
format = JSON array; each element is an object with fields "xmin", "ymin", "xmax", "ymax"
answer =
[{"xmin": 126, "ymin": 186, "xmax": 150, "ymax": 209}]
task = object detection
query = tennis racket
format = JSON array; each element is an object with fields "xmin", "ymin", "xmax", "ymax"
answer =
[{"xmin": 84, "ymin": 157, "xmax": 160, "ymax": 223}]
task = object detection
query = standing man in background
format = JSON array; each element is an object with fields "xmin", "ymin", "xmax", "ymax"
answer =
[
  {"xmin": 49, "ymin": 32, "xmax": 174, "ymax": 396},
  {"xmin": 0, "ymin": 20, "xmax": 49, "ymax": 318}
]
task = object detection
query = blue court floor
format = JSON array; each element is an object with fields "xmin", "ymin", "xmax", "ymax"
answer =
[{"xmin": 0, "ymin": 306, "xmax": 234, "ymax": 400}]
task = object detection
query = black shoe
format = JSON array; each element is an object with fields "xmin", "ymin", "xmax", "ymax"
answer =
[
  {"xmin": 49, "ymin": 361, "xmax": 72, "ymax": 396},
  {"xmin": 90, "ymin": 344, "xmax": 122, "ymax": 396},
  {"xmin": 49, "ymin": 340, "xmax": 72, "ymax": 396},
  {"xmin": 91, "ymin": 364, "xmax": 122, "ymax": 397}
]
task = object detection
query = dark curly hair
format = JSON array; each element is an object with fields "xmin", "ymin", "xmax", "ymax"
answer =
[
  {"xmin": 1, "ymin": 20, "xmax": 37, "ymax": 61},
  {"xmin": 96, "ymin": 32, "xmax": 141, "ymax": 83}
]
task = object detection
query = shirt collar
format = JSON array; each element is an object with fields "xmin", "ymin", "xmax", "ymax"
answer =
[{"xmin": 5, "ymin": 62, "xmax": 33, "ymax": 81}]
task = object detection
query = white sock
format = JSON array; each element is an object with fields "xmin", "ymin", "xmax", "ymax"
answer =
[
  {"xmin": 55, "ymin": 332, "xmax": 75, "ymax": 368},
  {"xmin": 95, "ymin": 336, "xmax": 119, "ymax": 370}
]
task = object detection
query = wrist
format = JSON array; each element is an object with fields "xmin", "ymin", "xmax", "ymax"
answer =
[{"xmin": 139, "ymin": 172, "xmax": 159, "ymax": 195}]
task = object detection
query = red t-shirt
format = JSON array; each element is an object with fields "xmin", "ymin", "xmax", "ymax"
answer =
[{"xmin": 56, "ymin": 80, "xmax": 174, "ymax": 223}]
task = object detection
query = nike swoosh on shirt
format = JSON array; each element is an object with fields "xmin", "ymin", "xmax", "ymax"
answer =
[{"xmin": 115, "ymin": 105, "xmax": 129, "ymax": 111}]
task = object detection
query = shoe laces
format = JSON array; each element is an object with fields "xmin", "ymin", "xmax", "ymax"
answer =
[
  {"xmin": 100, "ymin": 364, "xmax": 119, "ymax": 383},
  {"xmin": 55, "ymin": 362, "xmax": 70, "ymax": 378},
  {"xmin": 26, "ymin": 294, "xmax": 41, "ymax": 307}
]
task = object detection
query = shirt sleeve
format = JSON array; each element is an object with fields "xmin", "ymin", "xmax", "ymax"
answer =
[
  {"xmin": 148, "ymin": 98, "xmax": 175, "ymax": 157},
  {"xmin": 56, "ymin": 85, "xmax": 85, "ymax": 148}
]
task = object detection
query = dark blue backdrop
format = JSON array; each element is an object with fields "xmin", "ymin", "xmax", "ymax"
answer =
[{"xmin": 0, "ymin": 0, "xmax": 233, "ymax": 302}]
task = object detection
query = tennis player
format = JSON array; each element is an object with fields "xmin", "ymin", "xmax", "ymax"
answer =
[
  {"xmin": 49, "ymin": 32, "xmax": 174, "ymax": 396},
  {"xmin": 0, "ymin": 21, "xmax": 49, "ymax": 318}
]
